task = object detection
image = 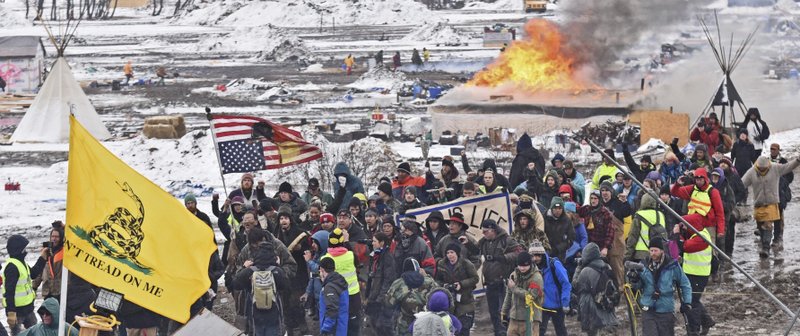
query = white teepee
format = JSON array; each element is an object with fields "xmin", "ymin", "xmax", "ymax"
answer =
[{"xmin": 11, "ymin": 19, "xmax": 110, "ymax": 143}]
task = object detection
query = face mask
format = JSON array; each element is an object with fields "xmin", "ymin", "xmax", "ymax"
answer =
[{"xmin": 338, "ymin": 176, "xmax": 347, "ymax": 187}]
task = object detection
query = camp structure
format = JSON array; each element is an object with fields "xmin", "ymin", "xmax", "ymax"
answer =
[
  {"xmin": 693, "ymin": 11, "xmax": 758, "ymax": 129},
  {"xmin": 0, "ymin": 36, "xmax": 46, "ymax": 94},
  {"xmin": 10, "ymin": 19, "xmax": 110, "ymax": 143}
]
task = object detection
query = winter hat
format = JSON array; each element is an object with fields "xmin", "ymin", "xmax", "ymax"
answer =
[
  {"xmin": 277, "ymin": 205, "xmax": 292, "ymax": 219},
  {"xmin": 445, "ymin": 243, "xmax": 461, "ymax": 256},
  {"xmin": 403, "ymin": 257, "xmax": 421, "ymax": 273},
  {"xmin": 599, "ymin": 181, "xmax": 614, "ymax": 193},
  {"xmin": 517, "ymin": 251, "xmax": 533, "ymax": 266},
  {"xmin": 231, "ymin": 196, "xmax": 245, "ymax": 205},
  {"xmin": 426, "ymin": 210, "xmax": 445, "ymax": 225},
  {"xmin": 448, "ymin": 213, "xmax": 468, "ymax": 230},
  {"xmin": 241, "ymin": 173, "xmax": 254, "ymax": 182},
  {"xmin": 551, "ymin": 153, "xmax": 565, "ymax": 166},
  {"xmin": 528, "ymin": 239, "xmax": 546, "ymax": 255},
  {"xmin": 319, "ymin": 257, "xmax": 336, "ymax": 273},
  {"xmin": 441, "ymin": 157, "xmax": 457, "ymax": 172},
  {"xmin": 397, "ymin": 162, "xmax": 412, "ymax": 174},
  {"xmin": 711, "ymin": 168, "xmax": 722, "ymax": 177},
  {"xmin": 320, "ymin": 212, "xmax": 335, "ymax": 224},
  {"xmin": 709, "ymin": 112, "xmax": 718, "ymax": 121},
  {"xmin": 649, "ymin": 236, "xmax": 665, "ymax": 251},
  {"xmin": 6, "ymin": 234, "xmax": 29, "ymax": 256},
  {"xmin": 719, "ymin": 157, "xmax": 733, "ymax": 168},
  {"xmin": 404, "ymin": 186, "xmax": 417, "ymax": 197},
  {"xmin": 401, "ymin": 269, "xmax": 424, "ymax": 289},
  {"xmin": 755, "ymin": 156, "xmax": 771, "ymax": 171},
  {"xmin": 365, "ymin": 209, "xmax": 378, "ymax": 217},
  {"xmin": 563, "ymin": 160, "xmax": 574, "ymax": 169},
  {"xmin": 184, "ymin": 193, "xmax": 197, "ymax": 204},
  {"xmin": 695, "ymin": 143, "xmax": 708, "ymax": 153},
  {"xmin": 402, "ymin": 218, "xmax": 419, "ymax": 233},
  {"xmin": 641, "ymin": 155, "xmax": 652, "ymax": 164},
  {"xmin": 378, "ymin": 182, "xmax": 393, "ymax": 196},
  {"xmin": 659, "ymin": 184, "xmax": 671, "ymax": 196},
  {"xmin": 279, "ymin": 182, "xmax": 293, "ymax": 194},
  {"xmin": 480, "ymin": 219, "xmax": 498, "ymax": 230},
  {"xmin": 550, "ymin": 197, "xmax": 564, "ymax": 209},
  {"xmin": 589, "ymin": 190, "xmax": 601, "ymax": 199},
  {"xmin": 308, "ymin": 178, "xmax": 320, "ymax": 189},
  {"xmin": 329, "ymin": 228, "xmax": 346, "ymax": 247},
  {"xmin": 603, "ymin": 148, "xmax": 615, "ymax": 158},
  {"xmin": 581, "ymin": 243, "xmax": 601, "ymax": 266},
  {"xmin": 646, "ymin": 171, "xmax": 661, "ymax": 182},
  {"xmin": 427, "ymin": 290, "xmax": 451, "ymax": 312},
  {"xmin": 379, "ymin": 176, "xmax": 392, "ymax": 185},
  {"xmin": 737, "ymin": 128, "xmax": 748, "ymax": 137}
]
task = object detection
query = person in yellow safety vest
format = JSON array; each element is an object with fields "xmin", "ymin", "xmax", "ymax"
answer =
[
  {"xmin": 323, "ymin": 228, "xmax": 363, "ymax": 336},
  {"xmin": 344, "ymin": 54, "xmax": 355, "ymax": 76},
  {"xmin": 674, "ymin": 220, "xmax": 715, "ymax": 336},
  {"xmin": 4, "ymin": 235, "xmax": 48, "ymax": 335},
  {"xmin": 592, "ymin": 148, "xmax": 619, "ymax": 191},
  {"xmin": 625, "ymin": 193, "xmax": 668, "ymax": 262},
  {"xmin": 422, "ymin": 48, "xmax": 430, "ymax": 63}
]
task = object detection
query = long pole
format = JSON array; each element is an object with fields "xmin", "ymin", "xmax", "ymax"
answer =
[
  {"xmin": 57, "ymin": 268, "xmax": 69, "ymax": 336},
  {"xmin": 580, "ymin": 137, "xmax": 796, "ymax": 319},
  {"xmin": 785, "ymin": 305, "xmax": 800, "ymax": 335},
  {"xmin": 205, "ymin": 107, "xmax": 229, "ymax": 197}
]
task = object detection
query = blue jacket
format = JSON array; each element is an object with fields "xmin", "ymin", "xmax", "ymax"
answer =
[
  {"xmin": 614, "ymin": 183, "xmax": 640, "ymax": 207},
  {"xmin": 319, "ymin": 272, "xmax": 349, "ymax": 336},
  {"xmin": 566, "ymin": 222, "xmax": 588, "ymax": 259},
  {"xmin": 333, "ymin": 162, "xmax": 365, "ymax": 211},
  {"xmin": 539, "ymin": 253, "xmax": 572, "ymax": 309},
  {"xmin": 634, "ymin": 255, "xmax": 692, "ymax": 313},
  {"xmin": 306, "ymin": 231, "xmax": 330, "ymax": 297},
  {"xmin": 659, "ymin": 162, "xmax": 684, "ymax": 186}
]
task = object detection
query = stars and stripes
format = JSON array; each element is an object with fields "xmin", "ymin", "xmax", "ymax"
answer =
[{"xmin": 210, "ymin": 115, "xmax": 322, "ymax": 173}]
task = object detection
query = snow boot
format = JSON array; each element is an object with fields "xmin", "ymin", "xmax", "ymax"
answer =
[
  {"xmin": 759, "ymin": 229, "xmax": 772, "ymax": 258},
  {"xmin": 700, "ymin": 316, "xmax": 716, "ymax": 335}
]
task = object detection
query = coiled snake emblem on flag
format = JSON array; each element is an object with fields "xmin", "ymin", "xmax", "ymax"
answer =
[{"xmin": 88, "ymin": 182, "xmax": 150, "ymax": 271}]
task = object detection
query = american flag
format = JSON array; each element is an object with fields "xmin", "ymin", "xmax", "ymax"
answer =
[{"xmin": 210, "ymin": 115, "xmax": 322, "ymax": 174}]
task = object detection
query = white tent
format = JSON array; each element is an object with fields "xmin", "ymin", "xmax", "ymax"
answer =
[{"xmin": 10, "ymin": 57, "xmax": 111, "ymax": 143}]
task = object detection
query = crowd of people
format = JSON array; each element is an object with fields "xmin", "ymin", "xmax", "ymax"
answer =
[{"xmin": 3, "ymin": 111, "xmax": 796, "ymax": 336}]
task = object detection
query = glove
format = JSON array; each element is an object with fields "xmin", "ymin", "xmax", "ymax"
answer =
[
  {"xmin": 680, "ymin": 303, "xmax": 692, "ymax": 313},
  {"xmin": 484, "ymin": 254, "xmax": 494, "ymax": 262},
  {"xmin": 7, "ymin": 312, "xmax": 16, "ymax": 329},
  {"xmin": 671, "ymin": 137, "xmax": 679, "ymax": 146}
]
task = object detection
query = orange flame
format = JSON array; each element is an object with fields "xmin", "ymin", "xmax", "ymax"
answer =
[{"xmin": 470, "ymin": 19, "xmax": 597, "ymax": 93}]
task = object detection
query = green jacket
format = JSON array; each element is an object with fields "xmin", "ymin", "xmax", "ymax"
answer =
[
  {"xmin": 502, "ymin": 268, "xmax": 544, "ymax": 322},
  {"xmin": 387, "ymin": 274, "xmax": 436, "ymax": 336},
  {"xmin": 434, "ymin": 257, "xmax": 479, "ymax": 316},
  {"xmin": 19, "ymin": 298, "xmax": 79, "ymax": 336}
]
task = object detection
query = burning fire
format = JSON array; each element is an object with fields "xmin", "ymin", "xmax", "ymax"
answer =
[{"xmin": 469, "ymin": 19, "xmax": 597, "ymax": 93}]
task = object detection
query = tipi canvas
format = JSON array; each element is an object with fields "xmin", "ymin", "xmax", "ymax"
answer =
[{"xmin": 10, "ymin": 57, "xmax": 111, "ymax": 143}]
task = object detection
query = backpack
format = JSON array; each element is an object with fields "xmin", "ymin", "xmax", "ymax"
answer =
[
  {"xmin": 412, "ymin": 311, "xmax": 450, "ymax": 336},
  {"xmin": 590, "ymin": 265, "xmax": 620, "ymax": 311},
  {"xmin": 251, "ymin": 266, "xmax": 277, "ymax": 310}
]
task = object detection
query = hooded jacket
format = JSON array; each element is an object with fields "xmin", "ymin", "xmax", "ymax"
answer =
[
  {"xmin": 17, "ymin": 298, "xmax": 79, "ymax": 336},
  {"xmin": 571, "ymin": 243, "xmax": 618, "ymax": 331},
  {"xmin": 633, "ymin": 254, "xmax": 692, "ymax": 313},
  {"xmin": 366, "ymin": 245, "xmax": 396, "ymax": 304},
  {"xmin": 234, "ymin": 243, "xmax": 290, "ymax": 323},
  {"xmin": 731, "ymin": 135, "xmax": 756, "ymax": 174},
  {"xmin": 478, "ymin": 228, "xmax": 523, "ymax": 284},
  {"xmin": 690, "ymin": 117, "xmax": 721, "ymax": 156},
  {"xmin": 502, "ymin": 265, "xmax": 544, "ymax": 322},
  {"xmin": 434, "ymin": 230, "xmax": 482, "ymax": 271},
  {"xmin": 744, "ymin": 108, "xmax": 770, "ymax": 150},
  {"xmin": 742, "ymin": 157, "xmax": 800, "ymax": 206},
  {"xmin": 512, "ymin": 209, "xmax": 549, "ymax": 251},
  {"xmin": 396, "ymin": 233, "xmax": 436, "ymax": 277},
  {"xmin": 544, "ymin": 207, "xmax": 576, "ymax": 262},
  {"xmin": 333, "ymin": 162, "xmax": 366, "ymax": 211},
  {"xmin": 467, "ymin": 158, "xmax": 511, "ymax": 189},
  {"xmin": 671, "ymin": 168, "xmax": 726, "ymax": 235},
  {"xmin": 538, "ymin": 253, "xmax": 572, "ymax": 309},
  {"xmin": 434, "ymin": 254, "xmax": 479, "ymax": 316},
  {"xmin": 319, "ymin": 271, "xmax": 349, "ymax": 336},
  {"xmin": 712, "ymin": 168, "xmax": 737, "ymax": 217},
  {"xmin": 538, "ymin": 170, "xmax": 561, "ymax": 208},
  {"xmin": 625, "ymin": 193, "xmax": 667, "ymax": 261},
  {"xmin": 424, "ymin": 211, "xmax": 449, "ymax": 249},
  {"xmin": 4, "ymin": 235, "xmax": 45, "ymax": 315},
  {"xmin": 591, "ymin": 162, "xmax": 618, "ymax": 190},
  {"xmin": 509, "ymin": 133, "xmax": 546, "ymax": 188}
]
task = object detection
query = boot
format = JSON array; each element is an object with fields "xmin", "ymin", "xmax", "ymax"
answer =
[
  {"xmin": 700, "ymin": 315, "xmax": 716, "ymax": 335},
  {"xmin": 759, "ymin": 229, "xmax": 772, "ymax": 258}
]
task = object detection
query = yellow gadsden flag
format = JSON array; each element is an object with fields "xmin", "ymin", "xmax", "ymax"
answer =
[{"xmin": 65, "ymin": 115, "xmax": 217, "ymax": 323}]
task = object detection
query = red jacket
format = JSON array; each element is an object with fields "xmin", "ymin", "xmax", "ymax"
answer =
[
  {"xmin": 671, "ymin": 181, "xmax": 725, "ymax": 236},
  {"xmin": 690, "ymin": 123, "xmax": 720, "ymax": 156},
  {"xmin": 681, "ymin": 229, "xmax": 710, "ymax": 253}
]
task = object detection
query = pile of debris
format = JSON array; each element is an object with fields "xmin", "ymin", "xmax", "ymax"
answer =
[
  {"xmin": 402, "ymin": 21, "xmax": 469, "ymax": 46},
  {"xmin": 571, "ymin": 120, "xmax": 640, "ymax": 149},
  {"xmin": 346, "ymin": 66, "xmax": 410, "ymax": 91}
]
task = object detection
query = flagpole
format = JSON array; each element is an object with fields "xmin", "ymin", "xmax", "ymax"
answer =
[
  {"xmin": 205, "ymin": 107, "xmax": 229, "ymax": 197},
  {"xmin": 57, "ymin": 267, "xmax": 69, "ymax": 336}
]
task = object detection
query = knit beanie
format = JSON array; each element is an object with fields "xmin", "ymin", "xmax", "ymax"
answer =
[
  {"xmin": 517, "ymin": 251, "xmax": 533, "ymax": 266},
  {"xmin": 445, "ymin": 243, "xmax": 461, "ymax": 256},
  {"xmin": 378, "ymin": 182, "xmax": 393, "ymax": 196},
  {"xmin": 184, "ymin": 193, "xmax": 197, "ymax": 204},
  {"xmin": 329, "ymin": 228, "xmax": 346, "ymax": 247},
  {"xmin": 649, "ymin": 236, "xmax": 665, "ymax": 251},
  {"xmin": 397, "ymin": 162, "xmax": 412, "ymax": 174},
  {"xmin": 279, "ymin": 182, "xmax": 293, "ymax": 194}
]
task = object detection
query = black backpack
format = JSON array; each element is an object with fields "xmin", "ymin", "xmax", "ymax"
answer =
[{"xmin": 590, "ymin": 265, "xmax": 619, "ymax": 311}]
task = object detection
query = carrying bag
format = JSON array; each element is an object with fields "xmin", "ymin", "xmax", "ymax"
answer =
[
  {"xmin": 251, "ymin": 266, "xmax": 277, "ymax": 310},
  {"xmin": 591, "ymin": 266, "xmax": 620, "ymax": 311}
]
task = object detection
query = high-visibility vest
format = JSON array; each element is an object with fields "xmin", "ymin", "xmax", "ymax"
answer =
[
  {"xmin": 683, "ymin": 229, "xmax": 712, "ymax": 276},
  {"xmin": 1, "ymin": 258, "xmax": 35, "ymax": 307},
  {"xmin": 635, "ymin": 209, "xmax": 665, "ymax": 252},
  {"xmin": 228, "ymin": 214, "xmax": 241, "ymax": 238},
  {"xmin": 323, "ymin": 252, "xmax": 360, "ymax": 295},
  {"xmin": 687, "ymin": 186, "xmax": 712, "ymax": 216}
]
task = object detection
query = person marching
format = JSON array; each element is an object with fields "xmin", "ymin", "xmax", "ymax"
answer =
[
  {"xmin": 501, "ymin": 251, "xmax": 544, "ymax": 336},
  {"xmin": 673, "ymin": 217, "xmax": 715, "ymax": 335},
  {"xmin": 742, "ymin": 156, "xmax": 800, "ymax": 257}
]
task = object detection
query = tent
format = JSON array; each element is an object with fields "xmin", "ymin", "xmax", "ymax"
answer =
[{"xmin": 10, "ymin": 20, "xmax": 111, "ymax": 143}]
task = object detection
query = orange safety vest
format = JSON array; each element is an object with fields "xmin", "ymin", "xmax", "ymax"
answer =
[{"xmin": 687, "ymin": 186, "xmax": 713, "ymax": 216}]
